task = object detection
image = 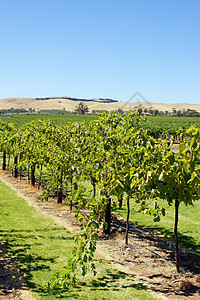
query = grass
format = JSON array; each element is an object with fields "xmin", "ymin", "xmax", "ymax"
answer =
[
  {"xmin": 114, "ymin": 197, "xmax": 200, "ymax": 253},
  {"xmin": 0, "ymin": 179, "xmax": 156, "ymax": 300},
  {"xmin": 72, "ymin": 179, "xmax": 200, "ymax": 254}
]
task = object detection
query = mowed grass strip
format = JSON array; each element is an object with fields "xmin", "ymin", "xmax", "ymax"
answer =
[
  {"xmin": 0, "ymin": 180, "xmax": 156, "ymax": 300},
  {"xmin": 115, "ymin": 197, "xmax": 200, "ymax": 253}
]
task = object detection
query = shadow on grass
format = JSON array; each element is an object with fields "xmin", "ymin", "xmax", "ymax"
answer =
[
  {"xmin": 36, "ymin": 268, "xmax": 147, "ymax": 299},
  {"xmin": 138, "ymin": 223, "xmax": 200, "ymax": 254},
  {"xmin": 86, "ymin": 269, "xmax": 142, "ymax": 291},
  {"xmin": 114, "ymin": 206, "xmax": 199, "ymax": 253},
  {"xmin": 0, "ymin": 227, "xmax": 74, "ymax": 290}
]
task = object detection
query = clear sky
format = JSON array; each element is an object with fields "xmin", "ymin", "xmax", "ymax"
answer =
[{"xmin": 0, "ymin": 0, "xmax": 200, "ymax": 104}]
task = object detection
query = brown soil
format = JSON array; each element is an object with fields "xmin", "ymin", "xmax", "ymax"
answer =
[{"xmin": 0, "ymin": 170, "xmax": 200, "ymax": 300}]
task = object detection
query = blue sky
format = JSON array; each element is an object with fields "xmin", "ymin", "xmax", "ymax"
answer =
[{"xmin": 0, "ymin": 0, "xmax": 200, "ymax": 104}]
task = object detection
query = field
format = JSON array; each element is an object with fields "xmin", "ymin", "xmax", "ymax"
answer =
[
  {"xmin": 0, "ymin": 112, "xmax": 97, "ymax": 125},
  {"xmin": 145, "ymin": 116, "xmax": 200, "ymax": 137},
  {"xmin": 1, "ymin": 113, "xmax": 200, "ymax": 137}
]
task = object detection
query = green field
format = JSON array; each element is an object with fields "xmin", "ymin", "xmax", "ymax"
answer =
[
  {"xmin": 0, "ymin": 179, "xmax": 156, "ymax": 300},
  {"xmin": 144, "ymin": 116, "xmax": 200, "ymax": 136},
  {"xmin": 0, "ymin": 113, "xmax": 200, "ymax": 134},
  {"xmin": 0, "ymin": 113, "xmax": 97, "ymax": 125}
]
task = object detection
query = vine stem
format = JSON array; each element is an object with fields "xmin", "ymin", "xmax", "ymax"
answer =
[
  {"xmin": 125, "ymin": 195, "xmax": 130, "ymax": 245},
  {"xmin": 174, "ymin": 198, "xmax": 180, "ymax": 273}
]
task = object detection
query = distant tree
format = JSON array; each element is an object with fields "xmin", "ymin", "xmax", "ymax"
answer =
[
  {"xmin": 172, "ymin": 108, "xmax": 177, "ymax": 115},
  {"xmin": 74, "ymin": 102, "xmax": 89, "ymax": 115},
  {"xmin": 116, "ymin": 108, "xmax": 124, "ymax": 114},
  {"xmin": 149, "ymin": 108, "xmax": 154, "ymax": 115},
  {"xmin": 176, "ymin": 110, "xmax": 183, "ymax": 117},
  {"xmin": 153, "ymin": 109, "xmax": 159, "ymax": 116},
  {"xmin": 185, "ymin": 109, "xmax": 199, "ymax": 117}
]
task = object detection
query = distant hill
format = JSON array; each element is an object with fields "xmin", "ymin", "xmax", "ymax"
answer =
[{"xmin": 0, "ymin": 96, "xmax": 200, "ymax": 113}]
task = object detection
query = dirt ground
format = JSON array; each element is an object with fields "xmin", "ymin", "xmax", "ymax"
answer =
[{"xmin": 0, "ymin": 170, "xmax": 199, "ymax": 300}]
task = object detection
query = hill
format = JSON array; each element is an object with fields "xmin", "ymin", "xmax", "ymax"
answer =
[{"xmin": 0, "ymin": 96, "xmax": 200, "ymax": 113}]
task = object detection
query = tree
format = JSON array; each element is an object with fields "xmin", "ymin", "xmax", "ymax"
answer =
[
  {"xmin": 153, "ymin": 109, "xmax": 159, "ymax": 116},
  {"xmin": 74, "ymin": 102, "xmax": 89, "ymax": 115}
]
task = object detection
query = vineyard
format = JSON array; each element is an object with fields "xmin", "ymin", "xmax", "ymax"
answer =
[
  {"xmin": 0, "ymin": 111, "xmax": 200, "ymax": 298},
  {"xmin": 1, "ymin": 112, "xmax": 200, "ymax": 135}
]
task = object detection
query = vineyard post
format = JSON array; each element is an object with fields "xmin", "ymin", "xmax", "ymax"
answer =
[
  {"xmin": 125, "ymin": 194, "xmax": 130, "ymax": 245},
  {"xmin": 2, "ymin": 150, "xmax": 6, "ymax": 170},
  {"xmin": 91, "ymin": 177, "xmax": 96, "ymax": 199},
  {"xmin": 19, "ymin": 154, "xmax": 22, "ymax": 180},
  {"xmin": 174, "ymin": 198, "xmax": 180, "ymax": 273},
  {"xmin": 103, "ymin": 196, "xmax": 111, "ymax": 234},
  {"xmin": 28, "ymin": 165, "xmax": 30, "ymax": 184},
  {"xmin": 70, "ymin": 177, "xmax": 73, "ymax": 211},
  {"xmin": 14, "ymin": 156, "xmax": 18, "ymax": 178},
  {"xmin": 31, "ymin": 165, "xmax": 36, "ymax": 186},
  {"xmin": 57, "ymin": 168, "xmax": 63, "ymax": 204},
  {"xmin": 38, "ymin": 164, "xmax": 43, "ymax": 189},
  {"xmin": 118, "ymin": 196, "xmax": 123, "ymax": 208}
]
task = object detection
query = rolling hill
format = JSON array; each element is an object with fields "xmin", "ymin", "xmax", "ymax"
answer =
[{"xmin": 0, "ymin": 96, "xmax": 200, "ymax": 113}]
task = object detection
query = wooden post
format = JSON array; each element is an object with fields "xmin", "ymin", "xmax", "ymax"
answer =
[
  {"xmin": 174, "ymin": 199, "xmax": 180, "ymax": 273},
  {"xmin": 14, "ymin": 156, "xmax": 18, "ymax": 178},
  {"xmin": 2, "ymin": 151, "xmax": 6, "ymax": 170},
  {"xmin": 91, "ymin": 177, "xmax": 96, "ymax": 199},
  {"xmin": 31, "ymin": 165, "xmax": 35, "ymax": 186},
  {"xmin": 28, "ymin": 165, "xmax": 30, "ymax": 184},
  {"xmin": 103, "ymin": 197, "xmax": 111, "ymax": 234},
  {"xmin": 57, "ymin": 169, "xmax": 63, "ymax": 204},
  {"xmin": 125, "ymin": 195, "xmax": 130, "ymax": 245},
  {"xmin": 118, "ymin": 196, "xmax": 123, "ymax": 208}
]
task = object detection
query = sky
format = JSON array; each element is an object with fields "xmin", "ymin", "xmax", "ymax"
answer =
[{"xmin": 0, "ymin": 0, "xmax": 200, "ymax": 104}]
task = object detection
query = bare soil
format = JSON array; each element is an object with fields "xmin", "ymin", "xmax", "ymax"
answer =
[{"xmin": 0, "ymin": 169, "xmax": 200, "ymax": 300}]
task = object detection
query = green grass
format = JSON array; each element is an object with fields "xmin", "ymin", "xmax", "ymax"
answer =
[
  {"xmin": 0, "ymin": 113, "xmax": 97, "ymax": 125},
  {"xmin": 0, "ymin": 179, "xmax": 156, "ymax": 300},
  {"xmin": 77, "ymin": 179, "xmax": 200, "ymax": 254},
  {"xmin": 114, "ymin": 197, "xmax": 200, "ymax": 253}
]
